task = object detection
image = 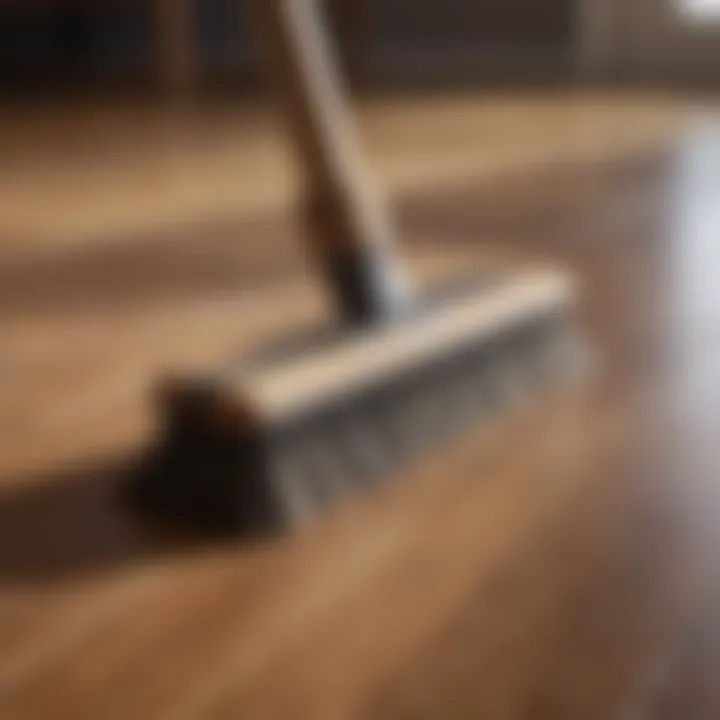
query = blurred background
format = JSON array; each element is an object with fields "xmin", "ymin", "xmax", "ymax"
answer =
[
  {"xmin": 3, "ymin": 2, "xmax": 720, "ymax": 719},
  {"xmin": 3, "ymin": 0, "xmax": 719, "ymax": 97},
  {"xmin": 2, "ymin": 0, "xmax": 720, "ymax": 96},
  {"xmin": 0, "ymin": 0, "xmax": 578, "ymax": 94}
]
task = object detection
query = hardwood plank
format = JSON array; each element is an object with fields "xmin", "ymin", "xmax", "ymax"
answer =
[{"xmin": 2, "ymin": 92, "xmax": 720, "ymax": 720}]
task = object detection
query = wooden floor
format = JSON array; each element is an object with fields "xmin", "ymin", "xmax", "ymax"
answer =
[{"xmin": 3, "ymin": 91, "xmax": 720, "ymax": 719}]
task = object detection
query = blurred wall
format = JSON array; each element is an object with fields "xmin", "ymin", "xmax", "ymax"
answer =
[
  {"xmin": 574, "ymin": 0, "xmax": 720, "ymax": 83},
  {"xmin": 0, "ymin": 0, "xmax": 245, "ymax": 91},
  {"xmin": 619, "ymin": 0, "xmax": 720, "ymax": 82},
  {"xmin": 0, "ymin": 0, "xmax": 579, "ymax": 94},
  {"xmin": 370, "ymin": 0, "xmax": 574, "ymax": 49},
  {"xmin": 365, "ymin": 0, "xmax": 576, "ymax": 83}
]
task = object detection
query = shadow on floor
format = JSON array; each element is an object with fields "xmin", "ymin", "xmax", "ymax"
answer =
[{"xmin": 0, "ymin": 454, "xmax": 254, "ymax": 588}]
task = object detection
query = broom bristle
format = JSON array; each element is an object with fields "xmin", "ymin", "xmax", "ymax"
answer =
[{"xmin": 128, "ymin": 267, "xmax": 583, "ymax": 535}]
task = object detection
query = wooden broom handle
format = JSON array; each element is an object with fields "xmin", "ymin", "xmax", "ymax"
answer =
[{"xmin": 252, "ymin": 0, "xmax": 412, "ymax": 323}]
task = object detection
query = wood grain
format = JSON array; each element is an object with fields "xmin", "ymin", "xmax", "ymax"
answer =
[{"xmin": 1, "ymin": 92, "xmax": 720, "ymax": 720}]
